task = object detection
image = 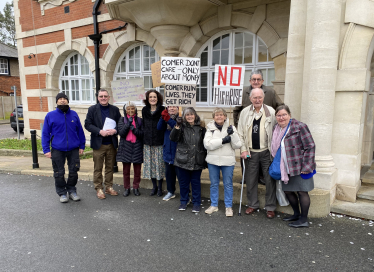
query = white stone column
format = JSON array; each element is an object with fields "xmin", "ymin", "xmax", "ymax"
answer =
[
  {"xmin": 301, "ymin": 0, "xmax": 342, "ymax": 202},
  {"xmin": 284, "ymin": 0, "xmax": 307, "ymax": 120}
]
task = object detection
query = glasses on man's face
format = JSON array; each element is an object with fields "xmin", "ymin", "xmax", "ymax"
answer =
[
  {"xmin": 251, "ymin": 78, "xmax": 263, "ymax": 82},
  {"xmin": 98, "ymin": 95, "xmax": 109, "ymax": 98},
  {"xmin": 252, "ymin": 96, "xmax": 263, "ymax": 101},
  {"xmin": 276, "ymin": 114, "xmax": 288, "ymax": 119}
]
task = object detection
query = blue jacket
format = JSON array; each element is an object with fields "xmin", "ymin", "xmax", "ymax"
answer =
[
  {"xmin": 42, "ymin": 108, "xmax": 86, "ymax": 153},
  {"xmin": 157, "ymin": 117, "xmax": 178, "ymax": 164}
]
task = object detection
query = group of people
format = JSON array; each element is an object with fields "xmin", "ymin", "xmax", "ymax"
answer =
[{"xmin": 41, "ymin": 70, "xmax": 316, "ymax": 228}]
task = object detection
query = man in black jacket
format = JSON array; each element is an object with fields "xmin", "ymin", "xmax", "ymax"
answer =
[{"xmin": 84, "ymin": 89, "xmax": 121, "ymax": 199}]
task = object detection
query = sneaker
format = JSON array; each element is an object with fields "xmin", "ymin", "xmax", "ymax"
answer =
[
  {"xmin": 192, "ymin": 205, "xmax": 200, "ymax": 213},
  {"xmin": 179, "ymin": 204, "xmax": 187, "ymax": 211},
  {"xmin": 225, "ymin": 207, "xmax": 233, "ymax": 217},
  {"xmin": 69, "ymin": 192, "xmax": 80, "ymax": 201},
  {"xmin": 60, "ymin": 195, "xmax": 68, "ymax": 203},
  {"xmin": 163, "ymin": 192, "xmax": 176, "ymax": 201},
  {"xmin": 205, "ymin": 206, "xmax": 219, "ymax": 214}
]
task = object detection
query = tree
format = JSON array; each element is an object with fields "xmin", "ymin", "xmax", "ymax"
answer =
[{"xmin": 0, "ymin": 2, "xmax": 16, "ymax": 48}]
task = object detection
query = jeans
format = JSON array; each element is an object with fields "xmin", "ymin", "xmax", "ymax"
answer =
[
  {"xmin": 51, "ymin": 148, "xmax": 80, "ymax": 196},
  {"xmin": 165, "ymin": 162, "xmax": 179, "ymax": 194},
  {"xmin": 177, "ymin": 167, "xmax": 202, "ymax": 206},
  {"xmin": 207, "ymin": 163, "xmax": 234, "ymax": 208}
]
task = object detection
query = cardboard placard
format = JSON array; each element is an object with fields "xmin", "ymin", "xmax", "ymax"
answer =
[
  {"xmin": 164, "ymin": 84, "xmax": 196, "ymax": 107},
  {"xmin": 161, "ymin": 57, "xmax": 200, "ymax": 85},
  {"xmin": 151, "ymin": 61, "xmax": 163, "ymax": 88},
  {"xmin": 111, "ymin": 78, "xmax": 145, "ymax": 103},
  {"xmin": 213, "ymin": 65, "xmax": 245, "ymax": 105}
]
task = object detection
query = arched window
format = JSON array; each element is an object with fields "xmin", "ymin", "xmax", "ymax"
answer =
[
  {"xmin": 59, "ymin": 53, "xmax": 95, "ymax": 104},
  {"xmin": 113, "ymin": 43, "xmax": 163, "ymax": 103},
  {"xmin": 196, "ymin": 30, "xmax": 275, "ymax": 106}
]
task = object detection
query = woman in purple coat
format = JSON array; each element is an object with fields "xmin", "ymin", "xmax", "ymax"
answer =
[{"xmin": 271, "ymin": 105, "xmax": 316, "ymax": 228}]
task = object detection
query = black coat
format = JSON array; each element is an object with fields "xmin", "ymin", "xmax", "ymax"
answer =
[
  {"xmin": 141, "ymin": 104, "xmax": 165, "ymax": 146},
  {"xmin": 84, "ymin": 103, "xmax": 121, "ymax": 149},
  {"xmin": 116, "ymin": 115, "xmax": 144, "ymax": 164},
  {"xmin": 170, "ymin": 121, "xmax": 207, "ymax": 171}
]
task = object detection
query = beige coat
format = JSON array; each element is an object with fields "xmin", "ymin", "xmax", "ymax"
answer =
[
  {"xmin": 204, "ymin": 119, "xmax": 242, "ymax": 166},
  {"xmin": 237, "ymin": 104, "xmax": 276, "ymax": 157}
]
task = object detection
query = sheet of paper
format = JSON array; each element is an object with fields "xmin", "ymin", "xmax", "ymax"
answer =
[{"xmin": 103, "ymin": 117, "xmax": 116, "ymax": 130}]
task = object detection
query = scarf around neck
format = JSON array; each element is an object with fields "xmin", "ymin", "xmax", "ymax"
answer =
[
  {"xmin": 126, "ymin": 114, "xmax": 137, "ymax": 143},
  {"xmin": 271, "ymin": 121, "xmax": 291, "ymax": 183}
]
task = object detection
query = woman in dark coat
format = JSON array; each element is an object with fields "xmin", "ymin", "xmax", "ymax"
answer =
[
  {"xmin": 170, "ymin": 107, "xmax": 206, "ymax": 213},
  {"xmin": 142, "ymin": 90, "xmax": 165, "ymax": 196},
  {"xmin": 117, "ymin": 102, "xmax": 143, "ymax": 197}
]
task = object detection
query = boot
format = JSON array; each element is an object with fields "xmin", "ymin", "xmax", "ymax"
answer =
[
  {"xmin": 157, "ymin": 179, "xmax": 163, "ymax": 197},
  {"xmin": 150, "ymin": 178, "xmax": 158, "ymax": 196}
]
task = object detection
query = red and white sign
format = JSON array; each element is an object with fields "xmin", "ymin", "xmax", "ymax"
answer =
[{"xmin": 213, "ymin": 65, "xmax": 245, "ymax": 105}]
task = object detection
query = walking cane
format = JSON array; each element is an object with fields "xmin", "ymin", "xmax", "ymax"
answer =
[{"xmin": 238, "ymin": 157, "xmax": 246, "ymax": 216}]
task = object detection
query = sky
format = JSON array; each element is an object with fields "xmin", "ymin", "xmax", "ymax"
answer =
[{"xmin": 0, "ymin": 0, "xmax": 11, "ymax": 13}]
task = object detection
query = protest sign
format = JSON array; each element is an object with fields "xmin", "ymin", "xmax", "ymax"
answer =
[
  {"xmin": 212, "ymin": 65, "xmax": 245, "ymax": 105},
  {"xmin": 151, "ymin": 61, "xmax": 163, "ymax": 88},
  {"xmin": 111, "ymin": 78, "xmax": 145, "ymax": 103},
  {"xmin": 161, "ymin": 57, "xmax": 200, "ymax": 85},
  {"xmin": 164, "ymin": 84, "xmax": 196, "ymax": 107}
]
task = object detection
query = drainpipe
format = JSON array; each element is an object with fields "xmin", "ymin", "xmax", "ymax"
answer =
[{"xmin": 89, "ymin": 0, "xmax": 102, "ymax": 104}]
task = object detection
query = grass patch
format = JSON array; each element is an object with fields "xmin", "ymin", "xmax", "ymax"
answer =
[{"xmin": 0, "ymin": 138, "xmax": 92, "ymax": 152}]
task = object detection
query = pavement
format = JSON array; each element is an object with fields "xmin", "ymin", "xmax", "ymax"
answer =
[{"xmin": 0, "ymin": 173, "xmax": 373, "ymax": 272}]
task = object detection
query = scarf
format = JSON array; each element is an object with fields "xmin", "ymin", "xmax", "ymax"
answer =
[
  {"xmin": 271, "ymin": 123, "xmax": 290, "ymax": 183},
  {"xmin": 214, "ymin": 122, "xmax": 223, "ymax": 131},
  {"xmin": 167, "ymin": 114, "xmax": 178, "ymax": 131},
  {"xmin": 126, "ymin": 114, "xmax": 137, "ymax": 143}
]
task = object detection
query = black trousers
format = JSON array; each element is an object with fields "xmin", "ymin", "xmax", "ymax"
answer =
[{"xmin": 51, "ymin": 148, "xmax": 80, "ymax": 196}]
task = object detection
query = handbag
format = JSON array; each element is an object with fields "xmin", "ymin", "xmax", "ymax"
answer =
[
  {"xmin": 268, "ymin": 120, "xmax": 291, "ymax": 180},
  {"xmin": 276, "ymin": 180, "xmax": 289, "ymax": 206}
]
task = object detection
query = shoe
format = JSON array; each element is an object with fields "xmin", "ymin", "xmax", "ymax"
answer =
[
  {"xmin": 123, "ymin": 189, "xmax": 130, "ymax": 197},
  {"xmin": 266, "ymin": 211, "xmax": 275, "ymax": 219},
  {"xmin": 179, "ymin": 204, "xmax": 187, "ymax": 211},
  {"xmin": 205, "ymin": 206, "xmax": 219, "ymax": 214},
  {"xmin": 157, "ymin": 189, "xmax": 163, "ymax": 197},
  {"xmin": 225, "ymin": 207, "xmax": 233, "ymax": 217},
  {"xmin": 283, "ymin": 214, "xmax": 300, "ymax": 222},
  {"xmin": 245, "ymin": 207, "xmax": 255, "ymax": 215},
  {"xmin": 97, "ymin": 189, "xmax": 106, "ymax": 199},
  {"xmin": 150, "ymin": 187, "xmax": 158, "ymax": 196},
  {"xmin": 69, "ymin": 192, "xmax": 80, "ymax": 201},
  {"xmin": 163, "ymin": 192, "xmax": 176, "ymax": 201},
  {"xmin": 60, "ymin": 195, "xmax": 68, "ymax": 203},
  {"xmin": 105, "ymin": 187, "xmax": 118, "ymax": 196},
  {"xmin": 192, "ymin": 205, "xmax": 200, "ymax": 213},
  {"xmin": 133, "ymin": 188, "xmax": 140, "ymax": 196},
  {"xmin": 289, "ymin": 220, "xmax": 309, "ymax": 228}
]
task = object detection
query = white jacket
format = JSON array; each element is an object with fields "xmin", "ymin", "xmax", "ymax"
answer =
[{"xmin": 204, "ymin": 119, "xmax": 242, "ymax": 166}]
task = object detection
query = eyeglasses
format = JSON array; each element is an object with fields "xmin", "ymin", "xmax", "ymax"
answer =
[
  {"xmin": 251, "ymin": 78, "xmax": 263, "ymax": 82},
  {"xmin": 98, "ymin": 95, "xmax": 109, "ymax": 98},
  {"xmin": 276, "ymin": 114, "xmax": 288, "ymax": 119}
]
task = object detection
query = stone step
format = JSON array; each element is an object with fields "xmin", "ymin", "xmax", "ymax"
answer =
[
  {"xmin": 331, "ymin": 199, "xmax": 374, "ymax": 220},
  {"xmin": 357, "ymin": 184, "xmax": 374, "ymax": 201},
  {"xmin": 361, "ymin": 171, "xmax": 374, "ymax": 184}
]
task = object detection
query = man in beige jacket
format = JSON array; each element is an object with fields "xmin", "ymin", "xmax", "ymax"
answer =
[{"xmin": 237, "ymin": 88, "xmax": 277, "ymax": 219}]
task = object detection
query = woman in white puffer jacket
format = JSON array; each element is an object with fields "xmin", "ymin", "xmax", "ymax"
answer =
[{"xmin": 203, "ymin": 107, "xmax": 242, "ymax": 217}]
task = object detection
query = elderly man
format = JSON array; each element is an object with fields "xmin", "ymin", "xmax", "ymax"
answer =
[
  {"xmin": 42, "ymin": 93, "xmax": 86, "ymax": 203},
  {"xmin": 85, "ymin": 89, "xmax": 121, "ymax": 199},
  {"xmin": 237, "ymin": 88, "xmax": 277, "ymax": 219}
]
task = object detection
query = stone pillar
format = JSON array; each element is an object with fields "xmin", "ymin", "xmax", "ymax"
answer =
[
  {"xmin": 301, "ymin": 0, "xmax": 342, "ymax": 203},
  {"xmin": 284, "ymin": 0, "xmax": 307, "ymax": 120}
]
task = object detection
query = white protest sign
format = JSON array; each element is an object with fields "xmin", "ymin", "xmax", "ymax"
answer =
[
  {"xmin": 212, "ymin": 65, "xmax": 245, "ymax": 105},
  {"xmin": 111, "ymin": 78, "xmax": 145, "ymax": 103},
  {"xmin": 164, "ymin": 84, "xmax": 196, "ymax": 107},
  {"xmin": 161, "ymin": 57, "xmax": 200, "ymax": 85}
]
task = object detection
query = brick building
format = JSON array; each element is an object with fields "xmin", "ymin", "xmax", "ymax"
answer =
[
  {"xmin": 0, "ymin": 43, "xmax": 20, "ymax": 96},
  {"xmin": 14, "ymin": 0, "xmax": 374, "ymax": 216}
]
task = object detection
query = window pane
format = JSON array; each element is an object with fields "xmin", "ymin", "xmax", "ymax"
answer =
[
  {"xmin": 144, "ymin": 76, "xmax": 150, "ymax": 89},
  {"xmin": 129, "ymin": 59, "xmax": 134, "ymax": 72},
  {"xmin": 268, "ymin": 51, "xmax": 273, "ymax": 62},
  {"xmin": 135, "ymin": 46, "xmax": 140, "ymax": 58},
  {"xmin": 201, "ymin": 52, "xmax": 208, "ymax": 67},
  {"xmin": 129, "ymin": 48, "xmax": 134, "ymax": 59},
  {"xmin": 244, "ymin": 33, "xmax": 253, "ymax": 47},
  {"xmin": 135, "ymin": 59, "xmax": 140, "ymax": 71},
  {"xmin": 213, "ymin": 37, "xmax": 220, "ymax": 50},
  {"xmin": 121, "ymin": 59, "xmax": 126, "ymax": 73},
  {"xmin": 221, "ymin": 34, "xmax": 229, "ymax": 49},
  {"xmin": 150, "ymin": 57, "xmax": 156, "ymax": 65},
  {"xmin": 267, "ymin": 68, "xmax": 275, "ymax": 86},
  {"xmin": 144, "ymin": 45, "xmax": 150, "ymax": 57},
  {"xmin": 235, "ymin": 33, "xmax": 243, "ymax": 48},
  {"xmin": 212, "ymin": 51, "xmax": 220, "ymax": 66},
  {"xmin": 144, "ymin": 58, "xmax": 150, "ymax": 71},
  {"xmin": 243, "ymin": 47, "xmax": 253, "ymax": 64},
  {"xmin": 234, "ymin": 48, "xmax": 243, "ymax": 64},
  {"xmin": 258, "ymin": 39, "xmax": 268, "ymax": 62},
  {"xmin": 150, "ymin": 48, "xmax": 156, "ymax": 57},
  {"xmin": 221, "ymin": 49, "xmax": 229, "ymax": 65}
]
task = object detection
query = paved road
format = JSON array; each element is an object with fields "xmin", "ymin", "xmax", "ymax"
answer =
[
  {"xmin": 0, "ymin": 123, "xmax": 24, "ymax": 140},
  {"xmin": 1, "ymin": 173, "xmax": 373, "ymax": 272}
]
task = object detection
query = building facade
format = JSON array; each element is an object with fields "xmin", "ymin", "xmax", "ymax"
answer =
[
  {"xmin": 14, "ymin": 0, "xmax": 374, "ymax": 215},
  {"xmin": 0, "ymin": 42, "xmax": 20, "ymax": 96}
]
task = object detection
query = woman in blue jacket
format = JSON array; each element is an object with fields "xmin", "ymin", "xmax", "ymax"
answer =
[{"xmin": 157, "ymin": 106, "xmax": 179, "ymax": 201}]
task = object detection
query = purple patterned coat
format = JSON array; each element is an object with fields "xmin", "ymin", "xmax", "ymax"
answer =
[{"xmin": 275, "ymin": 119, "xmax": 316, "ymax": 176}]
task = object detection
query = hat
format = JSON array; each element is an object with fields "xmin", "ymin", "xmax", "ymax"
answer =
[{"xmin": 56, "ymin": 92, "xmax": 69, "ymax": 103}]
